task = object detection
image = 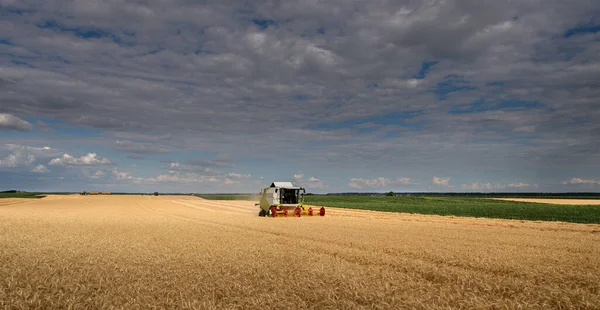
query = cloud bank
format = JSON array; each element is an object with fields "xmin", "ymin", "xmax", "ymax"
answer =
[{"xmin": 1, "ymin": 0, "xmax": 599, "ymax": 192}]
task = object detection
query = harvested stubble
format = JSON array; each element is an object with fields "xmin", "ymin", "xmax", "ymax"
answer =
[{"xmin": 1, "ymin": 195, "xmax": 599, "ymax": 309}]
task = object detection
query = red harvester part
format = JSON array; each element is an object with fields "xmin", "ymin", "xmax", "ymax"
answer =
[
  {"xmin": 319, "ymin": 207, "xmax": 325, "ymax": 216},
  {"xmin": 308, "ymin": 207, "xmax": 313, "ymax": 216},
  {"xmin": 271, "ymin": 206, "xmax": 277, "ymax": 217},
  {"xmin": 295, "ymin": 206, "xmax": 301, "ymax": 217}
]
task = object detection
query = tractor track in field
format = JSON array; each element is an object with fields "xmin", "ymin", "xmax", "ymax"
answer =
[
  {"xmin": 136, "ymin": 200, "xmax": 479, "ymax": 285},
  {"xmin": 0, "ymin": 199, "xmax": 44, "ymax": 207},
  {"xmin": 168, "ymin": 199, "xmax": 252, "ymax": 216},
  {"xmin": 166, "ymin": 201, "xmax": 597, "ymax": 292},
  {"xmin": 131, "ymin": 197, "xmax": 591, "ymax": 289}
]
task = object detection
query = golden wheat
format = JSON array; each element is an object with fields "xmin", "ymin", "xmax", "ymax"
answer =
[{"xmin": 1, "ymin": 195, "xmax": 599, "ymax": 309}]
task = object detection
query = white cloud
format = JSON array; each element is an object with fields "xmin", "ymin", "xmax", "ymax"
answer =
[
  {"xmin": 150, "ymin": 173, "xmax": 219, "ymax": 184},
  {"xmin": 109, "ymin": 167, "xmax": 223, "ymax": 185},
  {"xmin": 105, "ymin": 161, "xmax": 252, "ymax": 186},
  {"xmin": 91, "ymin": 170, "xmax": 105, "ymax": 179},
  {"xmin": 115, "ymin": 140, "xmax": 170, "ymax": 154},
  {"xmin": 111, "ymin": 168, "xmax": 131, "ymax": 180},
  {"xmin": 224, "ymin": 178, "xmax": 239, "ymax": 185},
  {"xmin": 461, "ymin": 182, "xmax": 531, "ymax": 191},
  {"xmin": 49, "ymin": 153, "xmax": 112, "ymax": 166},
  {"xmin": 306, "ymin": 176, "xmax": 327, "ymax": 189},
  {"xmin": 166, "ymin": 161, "xmax": 223, "ymax": 175},
  {"xmin": 187, "ymin": 156, "xmax": 236, "ymax": 169},
  {"xmin": 0, "ymin": 113, "xmax": 33, "ymax": 132},
  {"xmin": 0, "ymin": 147, "xmax": 36, "ymax": 167},
  {"xmin": 31, "ymin": 164, "xmax": 49, "ymax": 173},
  {"xmin": 562, "ymin": 178, "xmax": 600, "ymax": 185},
  {"xmin": 348, "ymin": 177, "xmax": 411, "ymax": 189},
  {"xmin": 507, "ymin": 182, "xmax": 530, "ymax": 188},
  {"xmin": 293, "ymin": 171, "xmax": 327, "ymax": 189},
  {"xmin": 5, "ymin": 144, "xmax": 61, "ymax": 158},
  {"xmin": 405, "ymin": 79, "xmax": 421, "ymax": 88},
  {"xmin": 227, "ymin": 172, "xmax": 252, "ymax": 179},
  {"xmin": 81, "ymin": 169, "xmax": 107, "ymax": 179},
  {"xmin": 463, "ymin": 183, "xmax": 495, "ymax": 191},
  {"xmin": 0, "ymin": 144, "xmax": 61, "ymax": 171},
  {"xmin": 432, "ymin": 176, "xmax": 451, "ymax": 187}
]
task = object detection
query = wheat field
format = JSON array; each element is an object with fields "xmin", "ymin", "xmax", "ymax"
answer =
[{"xmin": 1, "ymin": 195, "xmax": 599, "ymax": 309}]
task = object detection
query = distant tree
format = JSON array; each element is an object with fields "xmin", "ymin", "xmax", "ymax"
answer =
[{"xmin": 386, "ymin": 191, "xmax": 395, "ymax": 197}]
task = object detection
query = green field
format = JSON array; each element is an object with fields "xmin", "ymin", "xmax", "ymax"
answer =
[
  {"xmin": 195, "ymin": 194, "xmax": 260, "ymax": 201},
  {"xmin": 303, "ymin": 196, "xmax": 600, "ymax": 224},
  {"xmin": 0, "ymin": 192, "xmax": 46, "ymax": 199}
]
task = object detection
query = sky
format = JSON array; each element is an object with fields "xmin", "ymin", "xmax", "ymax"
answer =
[{"xmin": 1, "ymin": 0, "xmax": 600, "ymax": 193}]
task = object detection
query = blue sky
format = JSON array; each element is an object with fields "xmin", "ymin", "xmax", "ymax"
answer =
[{"xmin": 1, "ymin": 0, "xmax": 600, "ymax": 193}]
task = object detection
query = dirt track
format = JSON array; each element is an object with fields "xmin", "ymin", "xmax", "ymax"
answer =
[
  {"xmin": 491, "ymin": 198, "xmax": 600, "ymax": 205},
  {"xmin": 1, "ymin": 195, "xmax": 599, "ymax": 309}
]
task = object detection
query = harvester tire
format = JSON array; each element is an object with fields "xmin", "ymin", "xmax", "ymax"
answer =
[{"xmin": 259, "ymin": 209, "xmax": 266, "ymax": 217}]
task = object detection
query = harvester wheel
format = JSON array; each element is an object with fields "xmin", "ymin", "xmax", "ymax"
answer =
[
  {"xmin": 319, "ymin": 207, "xmax": 325, "ymax": 216},
  {"xmin": 270, "ymin": 207, "xmax": 277, "ymax": 217},
  {"xmin": 283, "ymin": 208, "xmax": 288, "ymax": 217},
  {"xmin": 259, "ymin": 209, "xmax": 266, "ymax": 217},
  {"xmin": 295, "ymin": 206, "xmax": 301, "ymax": 217},
  {"xmin": 308, "ymin": 207, "xmax": 313, "ymax": 216}
]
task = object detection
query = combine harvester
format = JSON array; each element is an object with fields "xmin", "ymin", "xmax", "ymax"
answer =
[{"xmin": 256, "ymin": 182, "xmax": 325, "ymax": 217}]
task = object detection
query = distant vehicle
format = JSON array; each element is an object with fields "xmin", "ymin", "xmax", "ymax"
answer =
[
  {"xmin": 154, "ymin": 192, "xmax": 159, "ymax": 196},
  {"xmin": 256, "ymin": 182, "xmax": 325, "ymax": 217}
]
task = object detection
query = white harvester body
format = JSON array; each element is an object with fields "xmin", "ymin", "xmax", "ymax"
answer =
[{"xmin": 257, "ymin": 182, "xmax": 325, "ymax": 217}]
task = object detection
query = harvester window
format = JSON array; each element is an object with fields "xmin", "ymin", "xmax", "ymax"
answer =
[{"xmin": 280, "ymin": 189, "xmax": 299, "ymax": 204}]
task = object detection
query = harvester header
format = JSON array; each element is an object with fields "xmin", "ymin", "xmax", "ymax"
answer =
[{"xmin": 256, "ymin": 182, "xmax": 325, "ymax": 217}]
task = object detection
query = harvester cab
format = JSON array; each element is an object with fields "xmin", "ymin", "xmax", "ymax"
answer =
[{"xmin": 257, "ymin": 182, "xmax": 325, "ymax": 217}]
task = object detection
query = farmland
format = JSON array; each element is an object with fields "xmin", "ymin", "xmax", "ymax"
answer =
[
  {"xmin": 1, "ymin": 195, "xmax": 599, "ymax": 309},
  {"xmin": 0, "ymin": 192, "xmax": 46, "ymax": 199},
  {"xmin": 195, "ymin": 193, "xmax": 260, "ymax": 201},
  {"xmin": 304, "ymin": 195, "xmax": 600, "ymax": 224}
]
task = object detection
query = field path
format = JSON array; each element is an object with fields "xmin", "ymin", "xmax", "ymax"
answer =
[{"xmin": 1, "ymin": 195, "xmax": 599, "ymax": 309}]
